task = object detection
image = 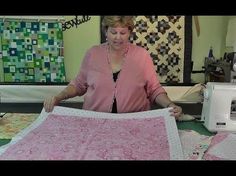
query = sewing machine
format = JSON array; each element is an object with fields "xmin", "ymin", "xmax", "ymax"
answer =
[
  {"xmin": 204, "ymin": 52, "xmax": 236, "ymax": 83},
  {"xmin": 201, "ymin": 82, "xmax": 236, "ymax": 132}
]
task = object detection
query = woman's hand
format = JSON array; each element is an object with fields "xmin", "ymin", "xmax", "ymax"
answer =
[
  {"xmin": 43, "ymin": 96, "xmax": 60, "ymax": 112},
  {"xmin": 168, "ymin": 103, "xmax": 182, "ymax": 119}
]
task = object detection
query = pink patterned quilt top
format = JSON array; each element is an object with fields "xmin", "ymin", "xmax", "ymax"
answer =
[
  {"xmin": 203, "ymin": 132, "xmax": 231, "ymax": 160},
  {"xmin": 0, "ymin": 113, "xmax": 172, "ymax": 160}
]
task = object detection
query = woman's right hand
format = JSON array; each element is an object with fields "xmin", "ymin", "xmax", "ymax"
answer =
[{"xmin": 43, "ymin": 96, "xmax": 60, "ymax": 112}]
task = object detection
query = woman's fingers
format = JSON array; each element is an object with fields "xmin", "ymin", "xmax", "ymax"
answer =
[
  {"xmin": 169, "ymin": 105, "xmax": 182, "ymax": 119},
  {"xmin": 44, "ymin": 97, "xmax": 56, "ymax": 112}
]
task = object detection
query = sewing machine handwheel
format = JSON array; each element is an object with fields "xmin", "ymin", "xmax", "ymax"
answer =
[{"xmin": 233, "ymin": 63, "xmax": 236, "ymax": 72}]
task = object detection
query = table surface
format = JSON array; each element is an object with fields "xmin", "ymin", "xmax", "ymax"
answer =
[
  {"xmin": 177, "ymin": 120, "xmax": 215, "ymax": 136},
  {"xmin": 0, "ymin": 139, "xmax": 11, "ymax": 147}
]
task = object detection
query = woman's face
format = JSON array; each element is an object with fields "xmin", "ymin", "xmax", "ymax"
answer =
[{"xmin": 106, "ymin": 25, "xmax": 130, "ymax": 51}]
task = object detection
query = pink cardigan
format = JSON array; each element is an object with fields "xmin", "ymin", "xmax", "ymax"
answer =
[{"xmin": 69, "ymin": 43, "xmax": 166, "ymax": 113}]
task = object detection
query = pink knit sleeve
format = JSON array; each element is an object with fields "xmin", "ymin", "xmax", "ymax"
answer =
[
  {"xmin": 144, "ymin": 51, "xmax": 166, "ymax": 103},
  {"xmin": 68, "ymin": 49, "xmax": 92, "ymax": 96}
]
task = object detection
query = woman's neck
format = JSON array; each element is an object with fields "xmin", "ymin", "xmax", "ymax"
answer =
[{"xmin": 108, "ymin": 43, "xmax": 129, "ymax": 57}]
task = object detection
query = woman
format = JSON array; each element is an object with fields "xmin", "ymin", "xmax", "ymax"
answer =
[{"xmin": 44, "ymin": 16, "xmax": 182, "ymax": 118}]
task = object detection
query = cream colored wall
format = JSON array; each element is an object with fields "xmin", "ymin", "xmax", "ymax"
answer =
[
  {"xmin": 63, "ymin": 16, "xmax": 100, "ymax": 81},
  {"xmin": 191, "ymin": 16, "xmax": 229, "ymax": 83}
]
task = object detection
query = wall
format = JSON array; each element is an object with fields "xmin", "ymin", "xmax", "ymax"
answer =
[
  {"xmin": 191, "ymin": 16, "xmax": 229, "ymax": 83},
  {"xmin": 63, "ymin": 16, "xmax": 100, "ymax": 81}
]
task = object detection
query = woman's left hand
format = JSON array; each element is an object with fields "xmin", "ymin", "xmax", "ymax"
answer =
[{"xmin": 168, "ymin": 103, "xmax": 182, "ymax": 119}]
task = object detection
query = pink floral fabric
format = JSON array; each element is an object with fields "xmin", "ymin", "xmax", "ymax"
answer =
[
  {"xmin": 0, "ymin": 114, "xmax": 170, "ymax": 160},
  {"xmin": 178, "ymin": 130, "xmax": 213, "ymax": 160},
  {"xmin": 203, "ymin": 132, "xmax": 229, "ymax": 160}
]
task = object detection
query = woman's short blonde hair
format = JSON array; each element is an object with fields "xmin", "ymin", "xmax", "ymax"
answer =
[{"xmin": 101, "ymin": 16, "xmax": 135, "ymax": 33}]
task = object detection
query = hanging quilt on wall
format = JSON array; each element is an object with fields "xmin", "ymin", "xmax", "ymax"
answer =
[
  {"xmin": 0, "ymin": 20, "xmax": 66, "ymax": 83},
  {"xmin": 100, "ymin": 16, "xmax": 192, "ymax": 84}
]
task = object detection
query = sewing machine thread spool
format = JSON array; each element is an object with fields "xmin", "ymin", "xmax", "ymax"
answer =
[{"xmin": 208, "ymin": 46, "xmax": 215, "ymax": 61}]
